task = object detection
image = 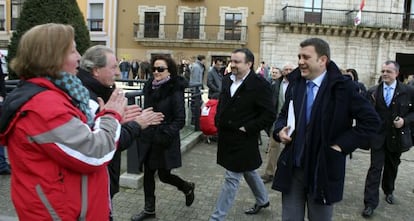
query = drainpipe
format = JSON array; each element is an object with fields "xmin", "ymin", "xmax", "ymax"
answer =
[{"xmin": 112, "ymin": 0, "xmax": 118, "ymax": 55}]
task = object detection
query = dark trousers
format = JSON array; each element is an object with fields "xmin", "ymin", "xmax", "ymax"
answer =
[
  {"xmin": 282, "ymin": 168, "xmax": 333, "ymax": 221},
  {"xmin": 143, "ymin": 166, "xmax": 188, "ymax": 199},
  {"xmin": 363, "ymin": 145, "xmax": 401, "ymax": 208}
]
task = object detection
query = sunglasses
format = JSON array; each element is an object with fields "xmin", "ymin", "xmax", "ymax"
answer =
[{"xmin": 152, "ymin": 66, "xmax": 168, "ymax": 72}]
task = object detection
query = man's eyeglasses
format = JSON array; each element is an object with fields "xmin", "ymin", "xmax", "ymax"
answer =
[{"xmin": 152, "ymin": 66, "xmax": 168, "ymax": 72}]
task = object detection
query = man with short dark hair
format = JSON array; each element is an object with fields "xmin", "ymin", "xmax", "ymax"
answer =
[
  {"xmin": 273, "ymin": 38, "xmax": 380, "ymax": 221},
  {"xmin": 210, "ymin": 48, "xmax": 275, "ymax": 221},
  {"xmin": 207, "ymin": 58, "xmax": 224, "ymax": 99}
]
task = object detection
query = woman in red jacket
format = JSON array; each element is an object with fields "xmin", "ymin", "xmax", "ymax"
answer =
[{"xmin": 0, "ymin": 23, "xmax": 126, "ymax": 221}]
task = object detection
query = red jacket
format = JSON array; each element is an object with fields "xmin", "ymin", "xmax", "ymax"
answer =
[{"xmin": 0, "ymin": 78, "xmax": 121, "ymax": 221}]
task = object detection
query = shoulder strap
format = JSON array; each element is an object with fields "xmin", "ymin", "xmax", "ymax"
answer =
[{"xmin": 0, "ymin": 81, "xmax": 48, "ymax": 132}]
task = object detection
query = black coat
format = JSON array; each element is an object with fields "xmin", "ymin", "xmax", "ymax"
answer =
[
  {"xmin": 215, "ymin": 70, "xmax": 275, "ymax": 172},
  {"xmin": 139, "ymin": 76, "xmax": 187, "ymax": 169},
  {"xmin": 272, "ymin": 62, "xmax": 380, "ymax": 204},
  {"xmin": 367, "ymin": 82, "xmax": 414, "ymax": 152},
  {"xmin": 78, "ymin": 68, "xmax": 141, "ymax": 197}
]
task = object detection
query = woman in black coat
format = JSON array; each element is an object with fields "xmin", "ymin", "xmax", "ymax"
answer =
[{"xmin": 131, "ymin": 55, "xmax": 195, "ymax": 221}]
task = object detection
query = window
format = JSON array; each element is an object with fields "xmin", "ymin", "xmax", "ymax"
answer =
[
  {"xmin": 0, "ymin": 5, "xmax": 5, "ymax": 31},
  {"xmin": 88, "ymin": 3, "xmax": 103, "ymax": 31},
  {"xmin": 11, "ymin": 0, "xmax": 24, "ymax": 30},
  {"xmin": 304, "ymin": 0, "xmax": 323, "ymax": 23},
  {"xmin": 144, "ymin": 12, "xmax": 160, "ymax": 38},
  {"xmin": 225, "ymin": 13, "xmax": 242, "ymax": 40},
  {"xmin": 183, "ymin": 12, "xmax": 200, "ymax": 39},
  {"xmin": 219, "ymin": 7, "xmax": 247, "ymax": 41}
]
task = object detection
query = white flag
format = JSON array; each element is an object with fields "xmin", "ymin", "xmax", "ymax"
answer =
[
  {"xmin": 354, "ymin": 0, "xmax": 365, "ymax": 26},
  {"xmin": 354, "ymin": 10, "xmax": 362, "ymax": 26}
]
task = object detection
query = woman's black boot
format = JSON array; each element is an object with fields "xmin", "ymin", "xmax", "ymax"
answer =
[
  {"xmin": 130, "ymin": 197, "xmax": 155, "ymax": 221},
  {"xmin": 183, "ymin": 182, "xmax": 195, "ymax": 207}
]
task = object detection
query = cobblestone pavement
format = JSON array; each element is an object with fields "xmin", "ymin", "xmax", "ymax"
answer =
[{"xmin": 1, "ymin": 134, "xmax": 414, "ymax": 221}]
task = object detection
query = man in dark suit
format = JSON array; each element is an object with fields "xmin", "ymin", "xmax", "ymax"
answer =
[
  {"xmin": 362, "ymin": 60, "xmax": 414, "ymax": 218},
  {"xmin": 209, "ymin": 48, "xmax": 275, "ymax": 221},
  {"xmin": 272, "ymin": 38, "xmax": 380, "ymax": 221}
]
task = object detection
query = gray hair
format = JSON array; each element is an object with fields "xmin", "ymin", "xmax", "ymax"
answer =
[{"xmin": 80, "ymin": 45, "xmax": 114, "ymax": 72}]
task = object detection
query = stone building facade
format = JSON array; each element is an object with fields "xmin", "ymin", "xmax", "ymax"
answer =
[{"xmin": 260, "ymin": 0, "xmax": 414, "ymax": 86}]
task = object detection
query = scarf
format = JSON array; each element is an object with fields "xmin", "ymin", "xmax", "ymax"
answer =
[
  {"xmin": 152, "ymin": 75, "xmax": 171, "ymax": 89},
  {"xmin": 48, "ymin": 72, "xmax": 94, "ymax": 126}
]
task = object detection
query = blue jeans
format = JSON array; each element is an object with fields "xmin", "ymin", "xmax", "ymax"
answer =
[
  {"xmin": 0, "ymin": 146, "xmax": 10, "ymax": 171},
  {"xmin": 121, "ymin": 71, "xmax": 129, "ymax": 80},
  {"xmin": 210, "ymin": 169, "xmax": 269, "ymax": 221}
]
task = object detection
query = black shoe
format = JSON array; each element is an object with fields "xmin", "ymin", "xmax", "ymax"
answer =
[
  {"xmin": 362, "ymin": 206, "xmax": 374, "ymax": 218},
  {"xmin": 185, "ymin": 182, "xmax": 195, "ymax": 207},
  {"xmin": 244, "ymin": 202, "xmax": 269, "ymax": 215},
  {"xmin": 260, "ymin": 175, "xmax": 273, "ymax": 184},
  {"xmin": 385, "ymin": 194, "xmax": 394, "ymax": 204},
  {"xmin": 130, "ymin": 211, "xmax": 155, "ymax": 221}
]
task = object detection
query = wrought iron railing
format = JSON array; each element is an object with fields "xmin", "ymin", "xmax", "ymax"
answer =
[
  {"xmin": 133, "ymin": 23, "xmax": 248, "ymax": 42},
  {"xmin": 272, "ymin": 6, "xmax": 414, "ymax": 30}
]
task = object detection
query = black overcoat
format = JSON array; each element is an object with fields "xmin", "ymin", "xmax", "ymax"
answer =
[
  {"xmin": 215, "ymin": 70, "xmax": 275, "ymax": 172},
  {"xmin": 367, "ymin": 82, "xmax": 414, "ymax": 152},
  {"xmin": 138, "ymin": 76, "xmax": 187, "ymax": 169},
  {"xmin": 272, "ymin": 62, "xmax": 380, "ymax": 204}
]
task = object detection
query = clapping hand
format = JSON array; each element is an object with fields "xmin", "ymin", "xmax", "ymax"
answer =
[
  {"xmin": 98, "ymin": 88, "xmax": 127, "ymax": 118},
  {"xmin": 134, "ymin": 107, "xmax": 164, "ymax": 129},
  {"xmin": 121, "ymin": 105, "xmax": 142, "ymax": 124}
]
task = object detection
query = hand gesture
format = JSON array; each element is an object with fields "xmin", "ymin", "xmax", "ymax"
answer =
[
  {"xmin": 278, "ymin": 126, "xmax": 292, "ymax": 144},
  {"xmin": 98, "ymin": 88, "xmax": 127, "ymax": 118},
  {"xmin": 135, "ymin": 107, "xmax": 164, "ymax": 129},
  {"xmin": 121, "ymin": 105, "xmax": 142, "ymax": 124}
]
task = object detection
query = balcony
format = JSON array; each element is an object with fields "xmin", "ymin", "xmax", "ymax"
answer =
[
  {"xmin": 133, "ymin": 23, "xmax": 248, "ymax": 48},
  {"xmin": 261, "ymin": 6, "xmax": 414, "ymax": 41}
]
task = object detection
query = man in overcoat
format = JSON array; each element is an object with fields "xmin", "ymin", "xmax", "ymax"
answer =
[
  {"xmin": 209, "ymin": 48, "xmax": 275, "ymax": 221},
  {"xmin": 362, "ymin": 60, "xmax": 414, "ymax": 218},
  {"xmin": 272, "ymin": 38, "xmax": 380, "ymax": 221}
]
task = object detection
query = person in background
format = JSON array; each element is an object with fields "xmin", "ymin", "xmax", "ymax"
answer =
[
  {"xmin": 190, "ymin": 55, "xmax": 206, "ymax": 87},
  {"xmin": 189, "ymin": 55, "xmax": 205, "ymax": 125},
  {"xmin": 0, "ymin": 53, "xmax": 10, "ymax": 175},
  {"xmin": 207, "ymin": 58, "xmax": 224, "ymax": 100},
  {"xmin": 140, "ymin": 60, "xmax": 151, "ymax": 80},
  {"xmin": 256, "ymin": 61, "xmax": 269, "ymax": 79},
  {"xmin": 131, "ymin": 55, "xmax": 195, "ymax": 221},
  {"xmin": 273, "ymin": 38, "xmax": 380, "ymax": 221},
  {"xmin": 209, "ymin": 48, "xmax": 275, "ymax": 221},
  {"xmin": 131, "ymin": 59, "xmax": 140, "ymax": 80},
  {"xmin": 260, "ymin": 63, "xmax": 294, "ymax": 184},
  {"xmin": 78, "ymin": 45, "xmax": 164, "ymax": 201},
  {"xmin": 119, "ymin": 58, "xmax": 131, "ymax": 80},
  {"xmin": 362, "ymin": 60, "xmax": 414, "ymax": 218},
  {"xmin": 0, "ymin": 23, "xmax": 126, "ymax": 221},
  {"xmin": 346, "ymin": 68, "xmax": 367, "ymax": 96}
]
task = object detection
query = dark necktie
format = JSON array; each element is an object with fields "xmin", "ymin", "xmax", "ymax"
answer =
[{"xmin": 306, "ymin": 81, "xmax": 316, "ymax": 123}]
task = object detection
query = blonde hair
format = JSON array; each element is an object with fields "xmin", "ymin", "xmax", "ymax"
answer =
[{"xmin": 10, "ymin": 23, "xmax": 75, "ymax": 79}]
